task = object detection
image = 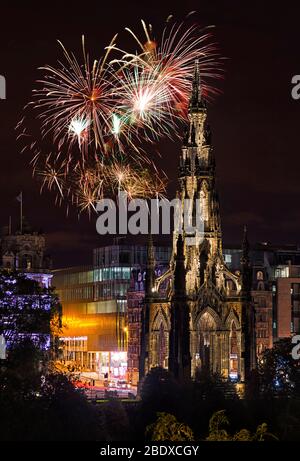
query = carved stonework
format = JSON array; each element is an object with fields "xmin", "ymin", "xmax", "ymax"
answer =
[{"xmin": 137, "ymin": 62, "xmax": 256, "ymax": 384}]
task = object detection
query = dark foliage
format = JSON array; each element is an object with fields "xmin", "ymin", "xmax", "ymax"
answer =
[
  {"xmin": 0, "ymin": 269, "xmax": 62, "ymax": 349},
  {"xmin": 257, "ymin": 339, "xmax": 300, "ymax": 398},
  {"xmin": 0, "ymin": 339, "xmax": 105, "ymax": 441}
]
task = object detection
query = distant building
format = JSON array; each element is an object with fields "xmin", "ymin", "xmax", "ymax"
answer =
[
  {"xmin": 127, "ymin": 241, "xmax": 300, "ymax": 386},
  {"xmin": 225, "ymin": 243, "xmax": 300, "ymax": 356},
  {"xmin": 0, "ymin": 230, "xmax": 52, "ymax": 287},
  {"xmin": 0, "ymin": 222, "xmax": 53, "ymax": 355}
]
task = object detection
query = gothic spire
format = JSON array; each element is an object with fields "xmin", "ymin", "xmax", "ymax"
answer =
[
  {"xmin": 139, "ymin": 234, "xmax": 155, "ymax": 381},
  {"xmin": 174, "ymin": 234, "xmax": 186, "ymax": 297},
  {"xmin": 241, "ymin": 225, "xmax": 250, "ymax": 265},
  {"xmin": 183, "ymin": 125, "xmax": 189, "ymax": 146},
  {"xmin": 190, "ymin": 122, "xmax": 196, "ymax": 145},
  {"xmin": 145, "ymin": 233, "xmax": 155, "ymax": 297},
  {"xmin": 189, "ymin": 59, "xmax": 206, "ymax": 113},
  {"xmin": 169, "ymin": 234, "xmax": 191, "ymax": 382}
]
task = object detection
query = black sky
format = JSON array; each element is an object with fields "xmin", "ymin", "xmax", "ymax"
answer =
[{"xmin": 0, "ymin": 0, "xmax": 300, "ymax": 268}]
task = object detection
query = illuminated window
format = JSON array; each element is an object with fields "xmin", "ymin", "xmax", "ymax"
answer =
[
  {"xmin": 275, "ymin": 266, "xmax": 289, "ymax": 278},
  {"xmin": 257, "ymin": 271, "xmax": 264, "ymax": 281},
  {"xmin": 224, "ymin": 254, "xmax": 232, "ymax": 264}
]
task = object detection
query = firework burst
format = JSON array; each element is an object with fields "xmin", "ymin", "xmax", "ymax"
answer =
[
  {"xmin": 112, "ymin": 18, "xmax": 223, "ymax": 137},
  {"xmin": 37, "ymin": 158, "xmax": 66, "ymax": 198},
  {"xmin": 31, "ymin": 35, "xmax": 119, "ymax": 158},
  {"xmin": 113, "ymin": 64, "xmax": 175, "ymax": 142},
  {"xmin": 107, "ymin": 160, "xmax": 167, "ymax": 199},
  {"xmin": 18, "ymin": 16, "xmax": 223, "ymax": 215}
]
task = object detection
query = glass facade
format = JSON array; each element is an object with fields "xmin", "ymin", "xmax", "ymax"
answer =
[
  {"xmin": 59, "ymin": 336, "xmax": 127, "ymax": 382},
  {"xmin": 53, "ymin": 244, "xmax": 171, "ymax": 384},
  {"xmin": 94, "ymin": 266, "xmax": 131, "ymax": 282}
]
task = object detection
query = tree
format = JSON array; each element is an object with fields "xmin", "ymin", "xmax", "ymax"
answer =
[
  {"xmin": 146, "ymin": 413, "xmax": 194, "ymax": 441},
  {"xmin": 140, "ymin": 367, "xmax": 180, "ymax": 411},
  {"xmin": 193, "ymin": 368, "xmax": 238, "ymax": 400},
  {"xmin": 0, "ymin": 338, "xmax": 106, "ymax": 441},
  {"xmin": 258, "ymin": 339, "xmax": 300, "ymax": 398},
  {"xmin": 0, "ymin": 338, "xmax": 47, "ymax": 400},
  {"xmin": 0, "ymin": 269, "xmax": 61, "ymax": 352},
  {"xmin": 206, "ymin": 410, "xmax": 278, "ymax": 441},
  {"xmin": 206, "ymin": 410, "xmax": 231, "ymax": 441},
  {"xmin": 102, "ymin": 399, "xmax": 132, "ymax": 441}
]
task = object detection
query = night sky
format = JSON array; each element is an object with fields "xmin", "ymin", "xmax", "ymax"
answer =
[{"xmin": 0, "ymin": 1, "xmax": 300, "ymax": 268}]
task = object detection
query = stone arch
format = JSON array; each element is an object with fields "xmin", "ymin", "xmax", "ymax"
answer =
[
  {"xmin": 192, "ymin": 307, "xmax": 222, "ymax": 375},
  {"xmin": 152, "ymin": 305, "xmax": 170, "ymax": 331},
  {"xmin": 193, "ymin": 306, "xmax": 222, "ymax": 330},
  {"xmin": 21, "ymin": 253, "xmax": 33, "ymax": 270},
  {"xmin": 223, "ymin": 269, "xmax": 240, "ymax": 292},
  {"xmin": 225, "ymin": 309, "xmax": 240, "ymax": 330},
  {"xmin": 257, "ymin": 270, "xmax": 264, "ymax": 280},
  {"xmin": 150, "ymin": 306, "xmax": 170, "ymax": 369},
  {"xmin": 155, "ymin": 268, "xmax": 172, "ymax": 294},
  {"xmin": 225, "ymin": 310, "xmax": 241, "ymax": 380}
]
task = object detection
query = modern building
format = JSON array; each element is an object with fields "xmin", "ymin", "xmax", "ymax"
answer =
[{"xmin": 53, "ymin": 244, "xmax": 171, "ymax": 384}]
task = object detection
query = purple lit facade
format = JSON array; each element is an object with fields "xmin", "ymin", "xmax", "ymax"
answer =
[{"xmin": 0, "ymin": 228, "xmax": 53, "ymax": 355}]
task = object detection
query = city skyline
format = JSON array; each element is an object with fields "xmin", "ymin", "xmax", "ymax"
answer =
[{"xmin": 2, "ymin": 1, "xmax": 300, "ymax": 445}]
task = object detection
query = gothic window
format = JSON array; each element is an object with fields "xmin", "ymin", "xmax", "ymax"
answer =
[
  {"xmin": 158, "ymin": 323, "xmax": 167, "ymax": 368},
  {"xmin": 22, "ymin": 254, "xmax": 33, "ymax": 270},
  {"xmin": 257, "ymin": 313, "xmax": 266, "ymax": 322},
  {"xmin": 153, "ymin": 310, "xmax": 169, "ymax": 370},
  {"xmin": 229, "ymin": 323, "xmax": 238, "ymax": 380},
  {"xmin": 257, "ymin": 281, "xmax": 265, "ymax": 291},
  {"xmin": 199, "ymin": 189, "xmax": 209, "ymax": 222},
  {"xmin": 227, "ymin": 280, "xmax": 234, "ymax": 291},
  {"xmin": 198, "ymin": 312, "xmax": 216, "ymax": 372},
  {"xmin": 257, "ymin": 329, "xmax": 267, "ymax": 339},
  {"xmin": 258, "ymin": 297, "xmax": 266, "ymax": 308},
  {"xmin": 257, "ymin": 271, "xmax": 264, "ymax": 281},
  {"xmin": 230, "ymin": 324, "xmax": 238, "ymax": 355},
  {"xmin": 258, "ymin": 343, "xmax": 265, "ymax": 356}
]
